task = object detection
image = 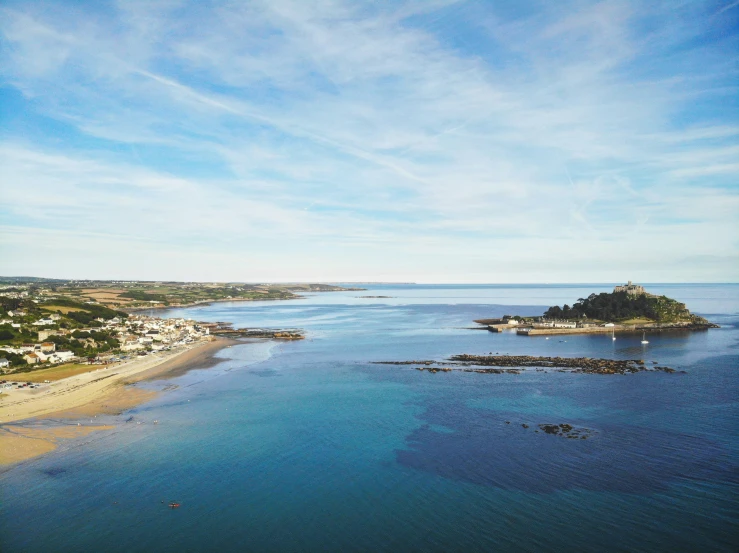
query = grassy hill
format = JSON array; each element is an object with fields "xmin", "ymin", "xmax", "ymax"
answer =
[{"xmin": 543, "ymin": 291, "xmax": 708, "ymax": 324}]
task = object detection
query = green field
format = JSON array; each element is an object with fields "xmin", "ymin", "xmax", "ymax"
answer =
[{"xmin": 12, "ymin": 363, "xmax": 111, "ymax": 382}]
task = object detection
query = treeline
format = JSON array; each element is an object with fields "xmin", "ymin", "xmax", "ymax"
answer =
[
  {"xmin": 544, "ymin": 292, "xmax": 668, "ymax": 322},
  {"xmin": 1, "ymin": 351, "xmax": 27, "ymax": 366},
  {"xmin": 43, "ymin": 298, "xmax": 128, "ymax": 320},
  {"xmin": 119, "ymin": 290, "xmax": 170, "ymax": 303},
  {"xmin": 0, "ymin": 324, "xmax": 37, "ymax": 343},
  {"xmin": 0, "ymin": 297, "xmax": 39, "ymax": 314}
]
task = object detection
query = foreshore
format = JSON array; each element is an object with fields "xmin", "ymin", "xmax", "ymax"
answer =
[{"xmin": 0, "ymin": 337, "xmax": 235, "ymax": 467}]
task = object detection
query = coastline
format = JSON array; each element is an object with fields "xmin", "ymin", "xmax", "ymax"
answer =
[
  {"xmin": 122, "ymin": 295, "xmax": 302, "ymax": 313},
  {"xmin": 0, "ymin": 337, "xmax": 235, "ymax": 467},
  {"xmin": 120, "ymin": 286, "xmax": 364, "ymax": 313}
]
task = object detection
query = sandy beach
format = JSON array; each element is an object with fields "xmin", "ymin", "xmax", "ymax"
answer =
[{"xmin": 0, "ymin": 337, "xmax": 235, "ymax": 466}]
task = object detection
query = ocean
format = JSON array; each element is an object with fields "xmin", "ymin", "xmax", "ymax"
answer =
[{"xmin": 1, "ymin": 284, "xmax": 738, "ymax": 552}]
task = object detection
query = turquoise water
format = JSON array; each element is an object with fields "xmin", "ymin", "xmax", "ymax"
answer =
[{"xmin": 1, "ymin": 284, "xmax": 738, "ymax": 552}]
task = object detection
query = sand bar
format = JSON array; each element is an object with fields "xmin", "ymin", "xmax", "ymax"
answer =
[{"xmin": 0, "ymin": 425, "xmax": 115, "ymax": 466}]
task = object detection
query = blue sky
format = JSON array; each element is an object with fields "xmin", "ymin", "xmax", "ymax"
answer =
[{"xmin": 1, "ymin": 0, "xmax": 738, "ymax": 282}]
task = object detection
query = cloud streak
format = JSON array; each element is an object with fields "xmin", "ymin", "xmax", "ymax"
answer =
[{"xmin": 1, "ymin": 0, "xmax": 737, "ymax": 281}]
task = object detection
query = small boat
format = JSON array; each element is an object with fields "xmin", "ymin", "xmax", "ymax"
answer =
[
  {"xmin": 612, "ymin": 328, "xmax": 616, "ymax": 341},
  {"xmin": 168, "ymin": 502, "xmax": 181, "ymax": 509},
  {"xmin": 641, "ymin": 332, "xmax": 649, "ymax": 345}
]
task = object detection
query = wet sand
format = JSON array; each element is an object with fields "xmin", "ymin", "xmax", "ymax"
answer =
[
  {"xmin": 0, "ymin": 425, "xmax": 115, "ymax": 467},
  {"xmin": 0, "ymin": 338, "xmax": 236, "ymax": 467},
  {"xmin": 134, "ymin": 337, "xmax": 238, "ymax": 381}
]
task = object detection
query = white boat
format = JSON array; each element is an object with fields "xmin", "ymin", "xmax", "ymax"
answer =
[
  {"xmin": 612, "ymin": 328, "xmax": 616, "ymax": 341},
  {"xmin": 641, "ymin": 332, "xmax": 649, "ymax": 345}
]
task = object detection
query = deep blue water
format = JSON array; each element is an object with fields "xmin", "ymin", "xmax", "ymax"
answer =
[{"xmin": 1, "ymin": 284, "xmax": 738, "ymax": 552}]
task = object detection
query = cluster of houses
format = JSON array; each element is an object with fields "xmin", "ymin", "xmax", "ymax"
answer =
[
  {"xmin": 118, "ymin": 315, "xmax": 211, "ymax": 352},
  {"xmin": 0, "ymin": 342, "xmax": 75, "ymax": 366},
  {"xmin": 0, "ymin": 309, "xmax": 34, "ymax": 329},
  {"xmin": 0, "ymin": 312, "xmax": 211, "ymax": 373},
  {"xmin": 0, "ymin": 288, "xmax": 30, "ymax": 300},
  {"xmin": 489, "ymin": 315, "xmax": 616, "ymax": 330},
  {"xmin": 530, "ymin": 320, "xmax": 608, "ymax": 329}
]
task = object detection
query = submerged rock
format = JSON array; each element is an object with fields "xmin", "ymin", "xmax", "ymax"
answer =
[{"xmin": 537, "ymin": 423, "xmax": 595, "ymax": 439}]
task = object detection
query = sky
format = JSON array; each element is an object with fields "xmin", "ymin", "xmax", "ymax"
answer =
[{"xmin": 1, "ymin": 0, "xmax": 738, "ymax": 283}]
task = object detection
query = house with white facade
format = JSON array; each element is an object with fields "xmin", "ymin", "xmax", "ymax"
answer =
[
  {"xmin": 552, "ymin": 321, "xmax": 577, "ymax": 329},
  {"xmin": 49, "ymin": 351, "xmax": 75, "ymax": 363},
  {"xmin": 32, "ymin": 318, "xmax": 55, "ymax": 326}
]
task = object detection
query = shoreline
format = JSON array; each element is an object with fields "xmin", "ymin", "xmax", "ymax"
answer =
[
  {"xmin": 121, "ymin": 286, "xmax": 367, "ymax": 313},
  {"xmin": 480, "ymin": 322, "xmax": 718, "ymax": 336},
  {"xmin": 122, "ymin": 295, "xmax": 302, "ymax": 313},
  {"xmin": 0, "ymin": 337, "xmax": 236, "ymax": 467}
]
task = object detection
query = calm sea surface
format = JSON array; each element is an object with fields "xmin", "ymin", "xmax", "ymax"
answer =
[{"xmin": 2, "ymin": 284, "xmax": 738, "ymax": 552}]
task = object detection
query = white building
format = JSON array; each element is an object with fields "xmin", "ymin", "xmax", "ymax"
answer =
[
  {"xmin": 49, "ymin": 351, "xmax": 75, "ymax": 363},
  {"xmin": 32, "ymin": 318, "xmax": 55, "ymax": 326}
]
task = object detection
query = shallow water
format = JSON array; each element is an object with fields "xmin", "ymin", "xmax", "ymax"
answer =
[{"xmin": 1, "ymin": 284, "xmax": 738, "ymax": 552}]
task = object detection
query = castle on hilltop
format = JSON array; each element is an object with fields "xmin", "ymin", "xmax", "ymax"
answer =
[{"xmin": 613, "ymin": 281, "xmax": 646, "ymax": 295}]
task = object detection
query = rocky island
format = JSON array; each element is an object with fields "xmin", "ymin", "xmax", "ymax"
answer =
[{"xmin": 475, "ymin": 281, "xmax": 717, "ymax": 336}]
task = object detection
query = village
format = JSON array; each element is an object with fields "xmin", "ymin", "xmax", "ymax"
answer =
[
  {"xmin": 0, "ymin": 280, "xmax": 218, "ymax": 382},
  {"xmin": 0, "ymin": 315, "xmax": 213, "ymax": 370},
  {"xmin": 0, "ymin": 315, "xmax": 216, "ymax": 390},
  {"xmin": 0, "ymin": 279, "xmax": 309, "ymax": 388}
]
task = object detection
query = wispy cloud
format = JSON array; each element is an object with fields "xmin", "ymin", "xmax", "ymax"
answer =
[{"xmin": 1, "ymin": 0, "xmax": 737, "ymax": 281}]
